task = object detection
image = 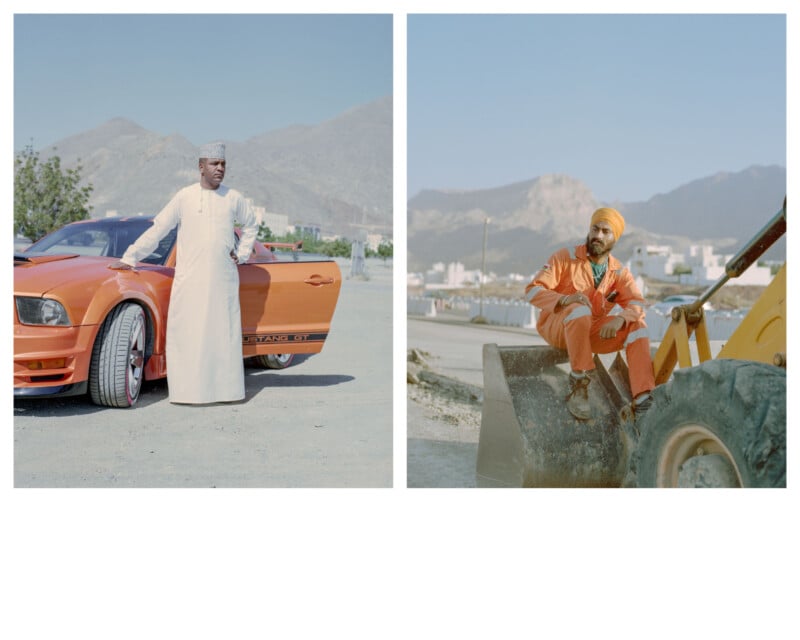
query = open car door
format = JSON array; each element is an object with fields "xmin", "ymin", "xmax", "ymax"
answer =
[{"xmin": 237, "ymin": 255, "xmax": 342, "ymax": 358}]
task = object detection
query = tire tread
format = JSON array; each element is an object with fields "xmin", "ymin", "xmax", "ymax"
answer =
[
  {"xmin": 89, "ymin": 303, "xmax": 145, "ymax": 408},
  {"xmin": 636, "ymin": 359, "xmax": 785, "ymax": 487}
]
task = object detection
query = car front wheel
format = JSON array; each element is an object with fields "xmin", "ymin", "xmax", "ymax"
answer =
[{"xmin": 89, "ymin": 303, "xmax": 146, "ymax": 408}]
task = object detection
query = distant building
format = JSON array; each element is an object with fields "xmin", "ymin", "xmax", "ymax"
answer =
[
  {"xmin": 407, "ymin": 273, "xmax": 425, "ymax": 287},
  {"xmin": 627, "ymin": 244, "xmax": 772, "ymax": 286},
  {"xmin": 295, "ymin": 223, "xmax": 322, "ymax": 241},
  {"xmin": 244, "ymin": 200, "xmax": 291, "ymax": 237},
  {"xmin": 423, "ymin": 262, "xmax": 487, "ymax": 289},
  {"xmin": 262, "ymin": 211, "xmax": 291, "ymax": 236},
  {"xmin": 497, "ymin": 273, "xmax": 527, "ymax": 285},
  {"xmin": 366, "ymin": 233, "xmax": 384, "ymax": 251}
]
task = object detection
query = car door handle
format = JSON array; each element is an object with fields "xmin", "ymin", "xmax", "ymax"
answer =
[{"xmin": 304, "ymin": 275, "xmax": 335, "ymax": 286}]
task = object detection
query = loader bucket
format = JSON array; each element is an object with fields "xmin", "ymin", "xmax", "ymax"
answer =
[{"xmin": 476, "ymin": 344, "xmax": 636, "ymax": 488}]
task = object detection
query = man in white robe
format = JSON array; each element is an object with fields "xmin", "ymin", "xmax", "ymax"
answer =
[{"xmin": 109, "ymin": 142, "xmax": 258, "ymax": 404}]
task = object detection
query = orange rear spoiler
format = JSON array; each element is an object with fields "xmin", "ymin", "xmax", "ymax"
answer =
[{"xmin": 264, "ymin": 241, "xmax": 303, "ymax": 252}]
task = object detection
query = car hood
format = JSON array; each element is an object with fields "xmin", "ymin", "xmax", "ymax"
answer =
[{"xmin": 14, "ymin": 253, "xmax": 115, "ymax": 296}]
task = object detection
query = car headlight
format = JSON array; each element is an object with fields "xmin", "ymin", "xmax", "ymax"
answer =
[{"xmin": 15, "ymin": 297, "xmax": 71, "ymax": 326}]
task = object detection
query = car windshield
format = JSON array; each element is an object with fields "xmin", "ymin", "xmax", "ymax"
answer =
[{"xmin": 24, "ymin": 219, "xmax": 177, "ymax": 266}]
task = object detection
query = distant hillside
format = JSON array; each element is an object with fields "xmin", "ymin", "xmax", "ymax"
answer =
[
  {"xmin": 615, "ymin": 166, "xmax": 786, "ymax": 240},
  {"xmin": 407, "ymin": 166, "xmax": 785, "ymax": 275},
  {"xmin": 408, "ymin": 175, "xmax": 600, "ymax": 275},
  {"xmin": 35, "ymin": 97, "xmax": 392, "ymax": 237}
]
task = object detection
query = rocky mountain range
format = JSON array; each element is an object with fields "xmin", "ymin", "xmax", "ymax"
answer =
[
  {"xmin": 407, "ymin": 165, "xmax": 786, "ymax": 275},
  {"xmin": 36, "ymin": 96, "xmax": 392, "ymax": 237}
]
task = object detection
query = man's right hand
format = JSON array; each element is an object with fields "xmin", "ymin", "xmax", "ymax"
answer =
[{"xmin": 108, "ymin": 260, "xmax": 135, "ymax": 271}]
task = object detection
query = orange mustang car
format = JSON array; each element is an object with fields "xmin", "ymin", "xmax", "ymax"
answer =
[{"xmin": 14, "ymin": 216, "xmax": 342, "ymax": 407}]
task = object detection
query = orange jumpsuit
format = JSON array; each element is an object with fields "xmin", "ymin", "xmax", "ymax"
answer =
[{"xmin": 524, "ymin": 244, "xmax": 655, "ymax": 398}]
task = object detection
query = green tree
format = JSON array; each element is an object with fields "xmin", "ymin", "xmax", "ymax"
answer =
[
  {"xmin": 291, "ymin": 233, "xmax": 318, "ymax": 253},
  {"xmin": 376, "ymin": 240, "xmax": 393, "ymax": 262},
  {"xmin": 320, "ymin": 238, "xmax": 352, "ymax": 258},
  {"xmin": 257, "ymin": 223, "xmax": 275, "ymax": 242},
  {"xmin": 14, "ymin": 145, "xmax": 94, "ymax": 242}
]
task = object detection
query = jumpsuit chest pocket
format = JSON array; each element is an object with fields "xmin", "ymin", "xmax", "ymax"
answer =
[{"xmin": 570, "ymin": 264, "xmax": 593, "ymax": 294}]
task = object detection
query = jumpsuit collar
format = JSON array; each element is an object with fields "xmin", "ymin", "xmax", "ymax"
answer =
[{"xmin": 574, "ymin": 244, "xmax": 622, "ymax": 291}]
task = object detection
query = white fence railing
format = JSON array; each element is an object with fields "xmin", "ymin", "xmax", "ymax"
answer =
[
  {"xmin": 643, "ymin": 309, "xmax": 746, "ymax": 341},
  {"xmin": 467, "ymin": 299, "xmax": 537, "ymax": 328},
  {"xmin": 408, "ymin": 295, "xmax": 747, "ymax": 340},
  {"xmin": 407, "ymin": 296, "xmax": 437, "ymax": 317}
]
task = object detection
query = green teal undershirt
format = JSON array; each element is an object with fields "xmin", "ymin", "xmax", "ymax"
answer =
[{"xmin": 590, "ymin": 260, "xmax": 607, "ymax": 288}]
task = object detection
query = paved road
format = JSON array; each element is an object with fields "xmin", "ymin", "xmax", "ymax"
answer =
[
  {"xmin": 14, "ymin": 258, "xmax": 393, "ymax": 488},
  {"xmin": 408, "ymin": 314, "xmax": 545, "ymax": 387}
]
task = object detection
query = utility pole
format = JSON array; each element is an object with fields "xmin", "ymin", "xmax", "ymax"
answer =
[{"xmin": 472, "ymin": 217, "xmax": 490, "ymax": 324}]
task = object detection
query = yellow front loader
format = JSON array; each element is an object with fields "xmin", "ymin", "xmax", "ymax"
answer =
[{"xmin": 476, "ymin": 199, "xmax": 786, "ymax": 488}]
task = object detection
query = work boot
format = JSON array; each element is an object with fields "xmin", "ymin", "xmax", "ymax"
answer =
[{"xmin": 566, "ymin": 372, "xmax": 592, "ymax": 420}]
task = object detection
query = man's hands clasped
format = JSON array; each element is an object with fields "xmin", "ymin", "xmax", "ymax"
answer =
[{"xmin": 559, "ymin": 292, "xmax": 625, "ymax": 338}]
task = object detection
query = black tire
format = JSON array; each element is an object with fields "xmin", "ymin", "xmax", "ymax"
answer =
[
  {"xmin": 636, "ymin": 359, "xmax": 785, "ymax": 487},
  {"xmin": 89, "ymin": 303, "xmax": 147, "ymax": 408},
  {"xmin": 251, "ymin": 353, "xmax": 295, "ymax": 369}
]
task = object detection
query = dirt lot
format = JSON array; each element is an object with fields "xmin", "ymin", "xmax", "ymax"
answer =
[
  {"xmin": 406, "ymin": 318, "xmax": 542, "ymax": 487},
  {"xmin": 407, "ymin": 351, "xmax": 483, "ymax": 488}
]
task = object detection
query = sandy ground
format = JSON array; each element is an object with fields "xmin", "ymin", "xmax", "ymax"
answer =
[
  {"xmin": 14, "ymin": 257, "xmax": 393, "ymax": 488},
  {"xmin": 407, "ymin": 384, "xmax": 481, "ymax": 488},
  {"xmin": 406, "ymin": 317, "xmax": 544, "ymax": 488}
]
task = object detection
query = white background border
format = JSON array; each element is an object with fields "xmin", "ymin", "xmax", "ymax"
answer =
[{"xmin": 3, "ymin": 2, "xmax": 797, "ymax": 638}]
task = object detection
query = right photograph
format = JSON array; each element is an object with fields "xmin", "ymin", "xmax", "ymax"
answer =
[{"xmin": 406, "ymin": 13, "xmax": 786, "ymax": 488}]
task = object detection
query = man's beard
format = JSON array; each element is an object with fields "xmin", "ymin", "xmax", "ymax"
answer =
[{"xmin": 586, "ymin": 234, "xmax": 615, "ymax": 258}]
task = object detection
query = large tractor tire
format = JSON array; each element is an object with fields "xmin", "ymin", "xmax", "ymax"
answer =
[
  {"xmin": 89, "ymin": 303, "xmax": 147, "ymax": 408},
  {"xmin": 636, "ymin": 359, "xmax": 785, "ymax": 488}
]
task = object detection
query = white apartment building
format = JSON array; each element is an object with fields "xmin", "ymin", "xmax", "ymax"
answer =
[
  {"xmin": 261, "ymin": 211, "xmax": 290, "ymax": 236},
  {"xmin": 245, "ymin": 200, "xmax": 291, "ymax": 236},
  {"xmin": 627, "ymin": 244, "xmax": 772, "ymax": 286},
  {"xmin": 423, "ymin": 262, "xmax": 486, "ymax": 289}
]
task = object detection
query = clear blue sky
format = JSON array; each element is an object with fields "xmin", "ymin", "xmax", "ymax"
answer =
[
  {"xmin": 14, "ymin": 13, "xmax": 393, "ymax": 150},
  {"xmin": 408, "ymin": 13, "xmax": 786, "ymax": 202}
]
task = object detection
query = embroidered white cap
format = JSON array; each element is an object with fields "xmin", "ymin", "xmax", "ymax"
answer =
[{"xmin": 199, "ymin": 142, "xmax": 226, "ymax": 160}]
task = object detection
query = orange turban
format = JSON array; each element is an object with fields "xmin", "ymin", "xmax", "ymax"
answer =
[{"xmin": 591, "ymin": 207, "xmax": 625, "ymax": 240}]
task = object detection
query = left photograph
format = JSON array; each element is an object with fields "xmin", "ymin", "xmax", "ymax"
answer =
[{"xmin": 13, "ymin": 14, "xmax": 393, "ymax": 487}]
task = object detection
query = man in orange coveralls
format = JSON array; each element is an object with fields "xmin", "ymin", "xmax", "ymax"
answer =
[{"xmin": 524, "ymin": 207, "xmax": 654, "ymax": 420}]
